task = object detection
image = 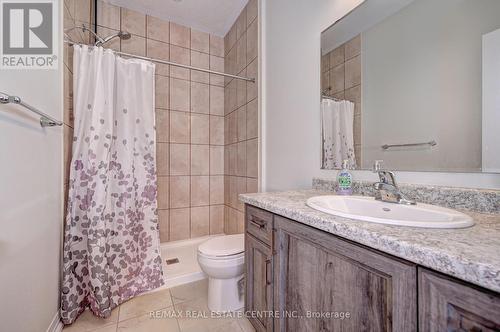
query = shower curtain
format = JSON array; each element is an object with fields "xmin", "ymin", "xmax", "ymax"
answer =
[
  {"xmin": 322, "ymin": 98, "xmax": 356, "ymax": 169},
  {"xmin": 61, "ymin": 45, "xmax": 163, "ymax": 324}
]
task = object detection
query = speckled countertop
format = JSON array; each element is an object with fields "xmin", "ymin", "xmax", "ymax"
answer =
[{"xmin": 240, "ymin": 190, "xmax": 500, "ymax": 293}]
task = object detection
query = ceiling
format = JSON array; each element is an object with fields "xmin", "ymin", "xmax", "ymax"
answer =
[{"xmin": 109, "ymin": 0, "xmax": 248, "ymax": 37}]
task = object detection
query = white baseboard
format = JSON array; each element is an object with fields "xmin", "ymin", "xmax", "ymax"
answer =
[{"xmin": 47, "ymin": 311, "xmax": 63, "ymax": 332}]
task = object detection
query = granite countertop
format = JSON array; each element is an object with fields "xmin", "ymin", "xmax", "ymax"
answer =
[{"xmin": 240, "ymin": 190, "xmax": 500, "ymax": 293}]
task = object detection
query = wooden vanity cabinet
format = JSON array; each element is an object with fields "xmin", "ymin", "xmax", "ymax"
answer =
[
  {"xmin": 273, "ymin": 215, "xmax": 417, "ymax": 332},
  {"xmin": 245, "ymin": 205, "xmax": 274, "ymax": 332},
  {"xmin": 418, "ymin": 268, "xmax": 500, "ymax": 331},
  {"xmin": 244, "ymin": 204, "xmax": 500, "ymax": 332}
]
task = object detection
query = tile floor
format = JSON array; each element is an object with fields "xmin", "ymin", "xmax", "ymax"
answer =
[{"xmin": 62, "ymin": 279, "xmax": 255, "ymax": 332}]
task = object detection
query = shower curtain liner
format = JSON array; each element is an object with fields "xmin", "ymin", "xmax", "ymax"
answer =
[
  {"xmin": 61, "ymin": 45, "xmax": 164, "ymax": 324},
  {"xmin": 322, "ymin": 98, "xmax": 356, "ymax": 169}
]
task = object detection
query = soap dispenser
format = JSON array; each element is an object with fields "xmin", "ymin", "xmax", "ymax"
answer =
[{"xmin": 337, "ymin": 160, "xmax": 353, "ymax": 195}]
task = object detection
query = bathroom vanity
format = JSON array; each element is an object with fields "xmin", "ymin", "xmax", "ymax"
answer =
[{"xmin": 241, "ymin": 189, "xmax": 500, "ymax": 332}]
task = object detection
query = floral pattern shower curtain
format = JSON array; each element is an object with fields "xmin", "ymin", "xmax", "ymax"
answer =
[{"xmin": 61, "ymin": 45, "xmax": 164, "ymax": 324}]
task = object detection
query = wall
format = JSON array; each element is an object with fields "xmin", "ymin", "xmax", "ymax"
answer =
[
  {"xmin": 321, "ymin": 35, "xmax": 362, "ymax": 166},
  {"xmin": 262, "ymin": 0, "xmax": 500, "ymax": 191},
  {"xmin": 0, "ymin": 2, "xmax": 63, "ymax": 332},
  {"xmin": 223, "ymin": 0, "xmax": 259, "ymax": 234},
  {"xmin": 65, "ymin": 1, "xmax": 227, "ymax": 242},
  {"xmin": 482, "ymin": 28, "xmax": 500, "ymax": 173}
]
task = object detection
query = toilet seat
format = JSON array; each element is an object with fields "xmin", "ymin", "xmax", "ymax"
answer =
[{"xmin": 198, "ymin": 234, "xmax": 244, "ymax": 258}]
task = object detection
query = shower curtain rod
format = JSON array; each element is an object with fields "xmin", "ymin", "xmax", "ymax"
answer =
[{"xmin": 64, "ymin": 40, "xmax": 256, "ymax": 83}]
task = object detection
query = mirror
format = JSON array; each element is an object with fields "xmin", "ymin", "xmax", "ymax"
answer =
[{"xmin": 320, "ymin": 0, "xmax": 500, "ymax": 173}]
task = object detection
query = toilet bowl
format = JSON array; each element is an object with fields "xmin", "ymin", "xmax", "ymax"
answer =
[{"xmin": 197, "ymin": 234, "xmax": 245, "ymax": 312}]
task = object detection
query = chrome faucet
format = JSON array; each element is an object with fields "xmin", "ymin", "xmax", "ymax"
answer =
[{"xmin": 372, "ymin": 161, "xmax": 416, "ymax": 205}]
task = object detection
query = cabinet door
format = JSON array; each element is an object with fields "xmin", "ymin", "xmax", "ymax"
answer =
[
  {"xmin": 246, "ymin": 233, "xmax": 273, "ymax": 332},
  {"xmin": 273, "ymin": 216, "xmax": 417, "ymax": 332},
  {"xmin": 419, "ymin": 268, "xmax": 500, "ymax": 331}
]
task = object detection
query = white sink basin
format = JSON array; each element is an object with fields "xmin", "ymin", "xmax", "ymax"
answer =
[{"xmin": 306, "ymin": 195, "xmax": 474, "ymax": 229}]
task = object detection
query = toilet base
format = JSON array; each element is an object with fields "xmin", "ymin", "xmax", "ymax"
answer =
[{"xmin": 207, "ymin": 274, "xmax": 244, "ymax": 312}]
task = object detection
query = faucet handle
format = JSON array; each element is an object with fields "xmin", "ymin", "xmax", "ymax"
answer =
[{"xmin": 373, "ymin": 160, "xmax": 384, "ymax": 172}]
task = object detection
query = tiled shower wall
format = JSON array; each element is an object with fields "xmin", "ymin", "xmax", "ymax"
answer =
[
  {"xmin": 63, "ymin": 0, "xmax": 230, "ymax": 242},
  {"xmin": 223, "ymin": 0, "xmax": 259, "ymax": 234},
  {"xmin": 321, "ymin": 35, "xmax": 362, "ymax": 166}
]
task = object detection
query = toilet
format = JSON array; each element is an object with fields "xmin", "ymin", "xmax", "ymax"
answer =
[{"xmin": 197, "ymin": 234, "xmax": 245, "ymax": 312}]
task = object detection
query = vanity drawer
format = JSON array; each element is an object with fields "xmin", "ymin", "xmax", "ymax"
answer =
[{"xmin": 245, "ymin": 205, "xmax": 273, "ymax": 245}]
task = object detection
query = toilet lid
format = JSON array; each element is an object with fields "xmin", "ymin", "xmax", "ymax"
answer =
[{"xmin": 198, "ymin": 234, "xmax": 245, "ymax": 257}]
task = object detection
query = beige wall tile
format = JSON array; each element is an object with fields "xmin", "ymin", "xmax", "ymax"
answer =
[
  {"xmin": 321, "ymin": 53, "xmax": 330, "ymax": 73},
  {"xmin": 345, "ymin": 55, "xmax": 361, "ymax": 89},
  {"xmin": 121, "ymin": 35, "xmax": 146, "ymax": 56},
  {"xmin": 74, "ymin": 0, "xmax": 91, "ymax": 24},
  {"xmin": 236, "ymin": 141, "xmax": 246, "ymax": 176},
  {"xmin": 170, "ymin": 45, "xmax": 190, "ymax": 80},
  {"xmin": 209, "ymin": 55, "xmax": 225, "ymax": 87},
  {"xmin": 354, "ymin": 114, "xmax": 362, "ymax": 147},
  {"xmin": 191, "ymin": 29, "xmax": 209, "ymax": 53},
  {"xmin": 209, "ymin": 205, "xmax": 224, "ymax": 234},
  {"xmin": 345, "ymin": 85, "xmax": 361, "ymax": 117},
  {"xmin": 190, "ymin": 206, "xmax": 209, "ymax": 237},
  {"xmin": 246, "ymin": 99, "xmax": 258, "ymax": 139},
  {"xmin": 158, "ymin": 209, "xmax": 169, "ymax": 242},
  {"xmin": 225, "ymin": 25, "xmax": 236, "ymax": 55},
  {"xmin": 147, "ymin": 39, "xmax": 169, "ymax": 76},
  {"xmin": 235, "ymin": 34, "xmax": 247, "ymax": 74},
  {"xmin": 236, "ymin": 106, "xmax": 246, "ymax": 141},
  {"xmin": 329, "ymin": 64, "xmax": 345, "ymax": 93},
  {"xmin": 97, "ymin": 0, "xmax": 120, "ymax": 30},
  {"xmin": 190, "ymin": 82, "xmax": 209, "ymax": 114},
  {"xmin": 236, "ymin": 7, "xmax": 247, "ymax": 39},
  {"xmin": 169, "ymin": 208, "xmax": 190, "ymax": 241},
  {"xmin": 246, "ymin": 58, "xmax": 258, "ymax": 102},
  {"xmin": 156, "ymin": 109, "xmax": 169, "ymax": 142},
  {"xmin": 329, "ymin": 45, "xmax": 344, "ymax": 68},
  {"xmin": 155, "ymin": 75, "xmax": 169, "ymax": 109},
  {"xmin": 209, "ymin": 145, "xmax": 224, "ymax": 175},
  {"xmin": 157, "ymin": 176, "xmax": 169, "ymax": 209},
  {"xmin": 190, "ymin": 113, "xmax": 209, "ymax": 144},
  {"xmin": 121, "ymin": 8, "xmax": 146, "ymax": 37},
  {"xmin": 227, "ymin": 143, "xmax": 237, "ymax": 176},
  {"xmin": 170, "ymin": 22, "xmax": 190, "ymax": 48},
  {"xmin": 246, "ymin": 138, "xmax": 258, "ymax": 178},
  {"xmin": 170, "ymin": 144, "xmax": 190, "ymax": 175},
  {"xmin": 169, "ymin": 176, "xmax": 190, "ymax": 208},
  {"xmin": 228, "ymin": 111, "xmax": 238, "ymax": 144},
  {"xmin": 209, "ymin": 176, "xmax": 224, "ymax": 204},
  {"xmin": 209, "ymin": 35, "xmax": 224, "ymax": 57},
  {"xmin": 191, "ymin": 144, "xmax": 210, "ymax": 176},
  {"xmin": 236, "ymin": 70, "xmax": 247, "ymax": 109},
  {"xmin": 157, "ymin": 142, "xmax": 169, "ymax": 176},
  {"xmin": 247, "ymin": 177, "xmax": 258, "ymax": 193},
  {"xmin": 169, "ymin": 78, "xmax": 190, "ymax": 112},
  {"xmin": 169, "ymin": 111, "xmax": 190, "ymax": 143},
  {"xmin": 226, "ymin": 79, "xmax": 237, "ymax": 114},
  {"xmin": 209, "ymin": 116, "xmax": 224, "ymax": 145},
  {"xmin": 228, "ymin": 176, "xmax": 237, "ymax": 208},
  {"xmin": 190, "ymin": 50, "xmax": 209, "ymax": 83},
  {"xmin": 236, "ymin": 176, "xmax": 247, "ymax": 211},
  {"xmin": 147, "ymin": 15, "xmax": 169, "ymax": 43},
  {"xmin": 246, "ymin": 0, "xmax": 258, "ymax": 26},
  {"xmin": 246, "ymin": 18, "xmax": 258, "ymax": 62},
  {"xmin": 190, "ymin": 176, "xmax": 209, "ymax": 206},
  {"xmin": 345, "ymin": 35, "xmax": 361, "ymax": 59},
  {"xmin": 209, "ymin": 85, "xmax": 224, "ymax": 115}
]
